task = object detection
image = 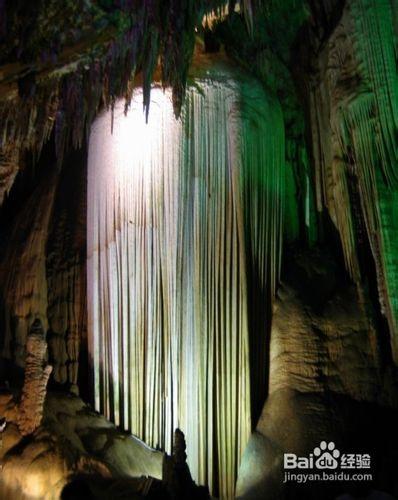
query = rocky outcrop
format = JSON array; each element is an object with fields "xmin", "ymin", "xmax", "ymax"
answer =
[
  {"xmin": 268, "ymin": 249, "xmax": 395, "ymax": 405},
  {"xmin": 0, "ymin": 390, "xmax": 209, "ymax": 500},
  {"xmin": 0, "ymin": 391, "xmax": 165, "ymax": 500},
  {"xmin": 236, "ymin": 248, "xmax": 398, "ymax": 499}
]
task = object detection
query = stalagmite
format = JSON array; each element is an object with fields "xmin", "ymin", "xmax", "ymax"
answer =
[
  {"xmin": 87, "ymin": 58, "xmax": 285, "ymax": 498},
  {"xmin": 17, "ymin": 319, "xmax": 52, "ymax": 436}
]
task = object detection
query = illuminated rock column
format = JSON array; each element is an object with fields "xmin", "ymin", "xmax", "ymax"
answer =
[{"xmin": 87, "ymin": 64, "xmax": 284, "ymax": 498}]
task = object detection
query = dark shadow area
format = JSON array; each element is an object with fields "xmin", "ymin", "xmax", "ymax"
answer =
[{"xmin": 60, "ymin": 474, "xmax": 166, "ymax": 500}]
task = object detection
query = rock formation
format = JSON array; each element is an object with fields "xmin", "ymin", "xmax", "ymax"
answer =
[
  {"xmin": 0, "ymin": 1, "xmax": 398, "ymax": 499},
  {"xmin": 236, "ymin": 248, "xmax": 398, "ymax": 499},
  {"xmin": 0, "ymin": 147, "xmax": 87, "ymax": 393},
  {"xmin": 163, "ymin": 429, "xmax": 209, "ymax": 500},
  {"xmin": 17, "ymin": 319, "xmax": 52, "ymax": 436},
  {"xmin": 0, "ymin": 391, "xmax": 166, "ymax": 499}
]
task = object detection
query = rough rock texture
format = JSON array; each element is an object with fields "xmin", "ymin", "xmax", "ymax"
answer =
[
  {"xmin": 0, "ymin": 168, "xmax": 57, "ymax": 370},
  {"xmin": 0, "ymin": 147, "xmax": 87, "ymax": 391},
  {"xmin": 268, "ymin": 249, "xmax": 396, "ymax": 405},
  {"xmin": 0, "ymin": 144, "xmax": 19, "ymax": 205},
  {"xmin": 236, "ymin": 248, "xmax": 398, "ymax": 499},
  {"xmin": 0, "ymin": 391, "xmax": 165, "ymax": 500},
  {"xmin": 17, "ymin": 319, "xmax": 52, "ymax": 436},
  {"xmin": 46, "ymin": 149, "xmax": 87, "ymax": 391},
  {"xmin": 0, "ymin": 0, "xmax": 234, "ymax": 178},
  {"xmin": 294, "ymin": 0, "xmax": 398, "ymax": 361},
  {"xmin": 0, "ymin": 3, "xmax": 397, "ymax": 498}
]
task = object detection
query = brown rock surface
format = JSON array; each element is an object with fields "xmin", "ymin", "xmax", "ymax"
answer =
[
  {"xmin": 236, "ymin": 248, "xmax": 398, "ymax": 499},
  {"xmin": 0, "ymin": 391, "xmax": 165, "ymax": 499},
  {"xmin": 17, "ymin": 318, "xmax": 52, "ymax": 436},
  {"xmin": 0, "ymin": 147, "xmax": 87, "ymax": 391}
]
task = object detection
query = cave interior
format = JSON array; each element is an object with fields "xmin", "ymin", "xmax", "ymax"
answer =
[{"xmin": 0, "ymin": 1, "xmax": 398, "ymax": 499}]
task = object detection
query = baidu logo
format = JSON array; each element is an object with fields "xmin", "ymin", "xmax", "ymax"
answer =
[
  {"xmin": 284, "ymin": 441, "xmax": 371, "ymax": 471},
  {"xmin": 283, "ymin": 441, "xmax": 372, "ymax": 483},
  {"xmin": 313, "ymin": 441, "xmax": 340, "ymax": 469}
]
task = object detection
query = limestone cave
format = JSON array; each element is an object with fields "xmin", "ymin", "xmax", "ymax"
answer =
[{"xmin": 0, "ymin": 1, "xmax": 397, "ymax": 499}]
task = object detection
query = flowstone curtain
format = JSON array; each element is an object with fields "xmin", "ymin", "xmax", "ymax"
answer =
[
  {"xmin": 327, "ymin": 0, "xmax": 398, "ymax": 361},
  {"xmin": 87, "ymin": 67, "xmax": 284, "ymax": 498}
]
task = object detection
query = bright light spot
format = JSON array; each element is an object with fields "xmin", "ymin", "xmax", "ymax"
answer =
[{"xmin": 111, "ymin": 88, "xmax": 177, "ymax": 182}]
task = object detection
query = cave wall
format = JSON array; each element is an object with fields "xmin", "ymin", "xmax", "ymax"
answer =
[
  {"xmin": 0, "ymin": 146, "xmax": 87, "ymax": 393},
  {"xmin": 236, "ymin": 248, "xmax": 398, "ymax": 499},
  {"xmin": 235, "ymin": 1, "xmax": 398, "ymax": 497},
  {"xmin": 295, "ymin": 0, "xmax": 398, "ymax": 361},
  {"xmin": 46, "ymin": 149, "xmax": 87, "ymax": 393},
  {"xmin": 215, "ymin": 2, "xmax": 398, "ymax": 369},
  {"xmin": 0, "ymin": 168, "xmax": 56, "ymax": 370}
]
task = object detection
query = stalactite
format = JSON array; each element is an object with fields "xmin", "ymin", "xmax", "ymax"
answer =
[
  {"xmin": 333, "ymin": 0, "xmax": 398, "ymax": 358},
  {"xmin": 1, "ymin": 1, "xmax": 255, "ymax": 174},
  {"xmin": 306, "ymin": 6, "xmax": 363, "ymax": 283},
  {"xmin": 87, "ymin": 60, "xmax": 285, "ymax": 498},
  {"xmin": 348, "ymin": 0, "xmax": 398, "ymax": 359},
  {"xmin": 305, "ymin": 0, "xmax": 398, "ymax": 361},
  {"xmin": 0, "ymin": 144, "xmax": 19, "ymax": 205},
  {"xmin": 0, "ymin": 0, "xmax": 270, "ymax": 177}
]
